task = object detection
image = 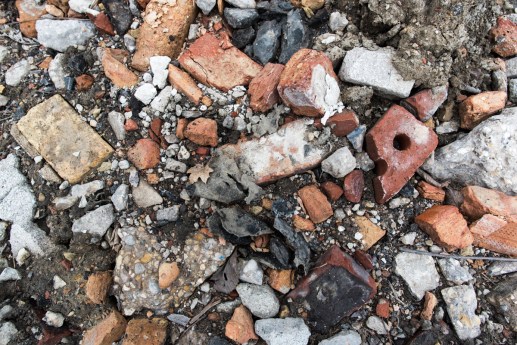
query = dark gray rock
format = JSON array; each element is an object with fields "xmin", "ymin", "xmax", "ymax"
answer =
[
  {"xmin": 253, "ymin": 20, "xmax": 281, "ymax": 64},
  {"xmin": 256, "ymin": 0, "xmax": 294, "ymax": 15},
  {"xmin": 196, "ymin": 0, "xmax": 217, "ymax": 15},
  {"xmin": 232, "ymin": 27, "xmax": 256, "ymax": 49},
  {"xmin": 509, "ymin": 79, "xmax": 517, "ymax": 103},
  {"xmin": 217, "ymin": 206, "xmax": 273, "ymax": 238},
  {"xmin": 224, "ymin": 8, "xmax": 259, "ymax": 29},
  {"xmin": 273, "ymin": 218, "xmax": 310, "ymax": 273},
  {"xmin": 487, "ymin": 276, "xmax": 517, "ymax": 331},
  {"xmin": 188, "ymin": 171, "xmax": 246, "ymax": 204},
  {"xmin": 102, "ymin": 0, "xmax": 132, "ymax": 35},
  {"xmin": 279, "ymin": 10, "xmax": 309, "ymax": 64},
  {"xmin": 208, "ymin": 337, "xmax": 233, "ymax": 345}
]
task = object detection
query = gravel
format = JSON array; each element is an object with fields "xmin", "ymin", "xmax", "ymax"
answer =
[
  {"xmin": 36, "ymin": 19, "xmax": 96, "ymax": 52},
  {"xmin": 236, "ymin": 283, "xmax": 280, "ymax": 318},
  {"xmin": 395, "ymin": 252, "xmax": 440, "ymax": 300},
  {"xmin": 255, "ymin": 318, "xmax": 311, "ymax": 345}
]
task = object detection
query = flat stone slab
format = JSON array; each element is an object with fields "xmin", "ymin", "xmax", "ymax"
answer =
[
  {"xmin": 16, "ymin": 95, "xmax": 113, "ymax": 184},
  {"xmin": 339, "ymin": 47, "xmax": 415, "ymax": 99}
]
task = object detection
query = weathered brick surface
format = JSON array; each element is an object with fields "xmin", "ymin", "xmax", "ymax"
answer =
[
  {"xmin": 472, "ymin": 221, "xmax": 517, "ymax": 257},
  {"xmin": 225, "ymin": 305, "xmax": 258, "ymax": 344},
  {"xmin": 461, "ymin": 186, "xmax": 517, "ymax": 223},
  {"xmin": 401, "ymin": 86, "xmax": 448, "ymax": 122},
  {"xmin": 354, "ymin": 216, "xmax": 386, "ymax": 250},
  {"xmin": 320, "ymin": 181, "xmax": 343, "ymax": 202},
  {"xmin": 459, "ymin": 91, "xmax": 507, "ymax": 129},
  {"xmin": 16, "ymin": 0, "xmax": 46, "ymax": 38},
  {"xmin": 298, "ymin": 185, "xmax": 333, "ymax": 223},
  {"xmin": 127, "ymin": 139, "xmax": 161, "ymax": 170},
  {"xmin": 366, "ymin": 105, "xmax": 438, "ymax": 204},
  {"xmin": 326, "ymin": 110, "xmax": 359, "ymax": 136},
  {"xmin": 86, "ymin": 271, "xmax": 112, "ymax": 304},
  {"xmin": 344, "ymin": 170, "xmax": 364, "ymax": 203},
  {"xmin": 122, "ymin": 318, "xmax": 167, "ymax": 345},
  {"xmin": 179, "ymin": 32, "xmax": 262, "ymax": 92},
  {"xmin": 416, "ymin": 181, "xmax": 445, "ymax": 202},
  {"xmin": 248, "ymin": 63, "xmax": 285, "ymax": 112},
  {"xmin": 415, "ymin": 205, "xmax": 473, "ymax": 251},
  {"xmin": 168, "ymin": 64, "xmax": 203, "ymax": 105},
  {"xmin": 490, "ymin": 16, "xmax": 517, "ymax": 58},
  {"xmin": 184, "ymin": 118, "xmax": 219, "ymax": 147},
  {"xmin": 82, "ymin": 311, "xmax": 127, "ymax": 345},
  {"xmin": 102, "ymin": 48, "xmax": 138, "ymax": 88}
]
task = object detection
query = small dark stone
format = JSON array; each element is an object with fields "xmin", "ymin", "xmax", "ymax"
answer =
[
  {"xmin": 253, "ymin": 20, "xmax": 281, "ymax": 64},
  {"xmin": 279, "ymin": 9, "xmax": 309, "ymax": 64},
  {"xmin": 269, "ymin": 237, "xmax": 292, "ymax": 268},
  {"xmin": 405, "ymin": 330, "xmax": 441, "ymax": 345},
  {"xmin": 208, "ymin": 336, "xmax": 233, "ymax": 345},
  {"xmin": 207, "ymin": 213, "xmax": 251, "ymax": 245},
  {"xmin": 64, "ymin": 76, "xmax": 75, "ymax": 91},
  {"xmin": 67, "ymin": 54, "xmax": 88, "ymax": 76},
  {"xmin": 271, "ymin": 198, "xmax": 293, "ymax": 218},
  {"xmin": 232, "ymin": 27, "xmax": 256, "ymax": 49},
  {"xmin": 224, "ymin": 8, "xmax": 259, "ymax": 29},
  {"xmin": 217, "ymin": 206, "xmax": 273, "ymax": 238},
  {"xmin": 273, "ymin": 218, "xmax": 310, "ymax": 273},
  {"xmin": 307, "ymin": 8, "xmax": 329, "ymax": 27},
  {"xmin": 130, "ymin": 94, "xmax": 144, "ymax": 116},
  {"xmin": 212, "ymin": 251, "xmax": 239, "ymax": 294},
  {"xmin": 257, "ymin": 0, "xmax": 294, "ymax": 15},
  {"xmin": 102, "ymin": 0, "xmax": 132, "ymax": 35},
  {"xmin": 189, "ymin": 171, "xmax": 246, "ymax": 204},
  {"xmin": 13, "ymin": 105, "xmax": 25, "ymax": 121},
  {"xmin": 398, "ymin": 183, "xmax": 416, "ymax": 197}
]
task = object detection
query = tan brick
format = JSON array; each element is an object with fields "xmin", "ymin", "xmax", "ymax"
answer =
[
  {"xmin": 417, "ymin": 181, "xmax": 445, "ymax": 202},
  {"xmin": 298, "ymin": 185, "xmax": 333, "ymax": 223},
  {"xmin": 184, "ymin": 118, "xmax": 218, "ymax": 147},
  {"xmin": 102, "ymin": 48, "xmax": 138, "ymax": 88},
  {"xmin": 82, "ymin": 311, "xmax": 127, "ymax": 345},
  {"xmin": 354, "ymin": 216, "xmax": 386, "ymax": 250},
  {"xmin": 225, "ymin": 306, "xmax": 258, "ymax": 344},
  {"xmin": 86, "ymin": 271, "xmax": 112, "ymax": 304},
  {"xmin": 122, "ymin": 318, "xmax": 167, "ymax": 345},
  {"xmin": 459, "ymin": 91, "xmax": 507, "ymax": 130},
  {"xmin": 168, "ymin": 64, "xmax": 203, "ymax": 105}
]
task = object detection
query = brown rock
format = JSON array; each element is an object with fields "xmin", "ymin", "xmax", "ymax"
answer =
[
  {"xmin": 16, "ymin": 0, "xmax": 46, "ymax": 38},
  {"xmin": 176, "ymin": 118, "xmax": 188, "ymax": 140},
  {"xmin": 225, "ymin": 305, "xmax": 258, "ymax": 344},
  {"xmin": 248, "ymin": 63, "xmax": 285, "ymax": 112},
  {"xmin": 168, "ymin": 64, "xmax": 203, "ymax": 105},
  {"xmin": 158, "ymin": 262, "xmax": 179, "ymax": 289},
  {"xmin": 75, "ymin": 74, "xmax": 95, "ymax": 91},
  {"xmin": 102, "ymin": 48, "xmax": 138, "ymax": 88},
  {"xmin": 461, "ymin": 186, "xmax": 517, "ymax": 223},
  {"xmin": 122, "ymin": 318, "xmax": 167, "ymax": 345},
  {"xmin": 47, "ymin": 0, "xmax": 69, "ymax": 14},
  {"xmin": 45, "ymin": 4, "xmax": 64, "ymax": 17},
  {"xmin": 290, "ymin": 0, "xmax": 324, "ymax": 12},
  {"xmin": 325, "ymin": 110, "xmax": 359, "ymax": 136},
  {"xmin": 125, "ymin": 119, "xmax": 139, "ymax": 132},
  {"xmin": 343, "ymin": 170, "xmax": 364, "ymax": 203},
  {"xmin": 88, "ymin": 12, "xmax": 115, "ymax": 36},
  {"xmin": 86, "ymin": 271, "xmax": 112, "ymax": 304},
  {"xmin": 401, "ymin": 86, "xmax": 448, "ymax": 122},
  {"xmin": 354, "ymin": 216, "xmax": 386, "ymax": 250},
  {"xmin": 417, "ymin": 181, "xmax": 445, "ymax": 202},
  {"xmin": 184, "ymin": 118, "xmax": 218, "ymax": 147},
  {"xmin": 292, "ymin": 214, "xmax": 315, "ymax": 231},
  {"xmin": 132, "ymin": 0, "xmax": 197, "ymax": 71},
  {"xmin": 353, "ymin": 250, "xmax": 374, "ymax": 270},
  {"xmin": 298, "ymin": 184, "xmax": 333, "ymax": 223},
  {"xmin": 127, "ymin": 139, "xmax": 161, "ymax": 170},
  {"xmin": 320, "ymin": 181, "xmax": 343, "ymax": 201},
  {"xmin": 490, "ymin": 16, "xmax": 517, "ymax": 58},
  {"xmin": 38, "ymin": 56, "xmax": 52, "ymax": 70},
  {"xmin": 179, "ymin": 33, "xmax": 262, "ymax": 92},
  {"xmin": 376, "ymin": 299, "xmax": 390, "ymax": 318},
  {"xmin": 365, "ymin": 105, "xmax": 438, "ymax": 204},
  {"xmin": 277, "ymin": 49, "xmax": 340, "ymax": 117},
  {"xmin": 82, "ymin": 310, "xmax": 127, "ymax": 345},
  {"xmin": 149, "ymin": 118, "xmax": 167, "ymax": 149},
  {"xmin": 459, "ymin": 91, "xmax": 507, "ymax": 129},
  {"xmin": 136, "ymin": 0, "xmax": 151, "ymax": 9},
  {"xmin": 421, "ymin": 292, "xmax": 438, "ymax": 320},
  {"xmin": 268, "ymin": 269, "xmax": 294, "ymax": 294},
  {"xmin": 415, "ymin": 205, "xmax": 473, "ymax": 251}
]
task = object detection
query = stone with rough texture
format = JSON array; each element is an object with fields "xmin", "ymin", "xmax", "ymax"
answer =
[
  {"xmin": 490, "ymin": 16, "xmax": 517, "ymax": 58},
  {"xmin": 329, "ymin": 12, "xmax": 349, "ymax": 32},
  {"xmin": 438, "ymin": 259, "xmax": 473, "ymax": 284},
  {"xmin": 255, "ymin": 318, "xmax": 310, "ymax": 345},
  {"xmin": 401, "ymin": 86, "xmax": 448, "ymax": 122},
  {"xmin": 344, "ymin": 170, "xmax": 364, "ymax": 203},
  {"xmin": 179, "ymin": 32, "xmax": 262, "ymax": 92},
  {"xmin": 16, "ymin": 0, "xmax": 47, "ymax": 38},
  {"xmin": 225, "ymin": 305, "xmax": 258, "ymax": 344},
  {"xmin": 108, "ymin": 111, "xmax": 126, "ymax": 141},
  {"xmin": 0, "ymin": 268, "xmax": 21, "ymax": 282},
  {"xmin": 339, "ymin": 47, "xmax": 415, "ymax": 99},
  {"xmin": 72, "ymin": 204, "xmax": 115, "ymax": 240},
  {"xmin": 320, "ymin": 181, "xmax": 343, "ymax": 202},
  {"xmin": 422, "ymin": 108, "xmax": 517, "ymax": 195},
  {"xmin": 224, "ymin": 8, "xmax": 258, "ymax": 29},
  {"xmin": 0, "ymin": 322, "xmax": 17, "ymax": 345},
  {"xmin": 279, "ymin": 10, "xmax": 309, "ymax": 64},
  {"xmin": 168, "ymin": 64, "xmax": 203, "ymax": 105},
  {"xmin": 158, "ymin": 262, "xmax": 179, "ymax": 289},
  {"xmin": 319, "ymin": 330, "xmax": 361, "ymax": 345},
  {"xmin": 111, "ymin": 184, "xmax": 129, "ymax": 211},
  {"xmin": 421, "ymin": 291, "xmax": 438, "ymax": 321},
  {"xmin": 459, "ymin": 91, "xmax": 507, "ymax": 130},
  {"xmin": 277, "ymin": 49, "xmax": 340, "ymax": 117},
  {"xmin": 82, "ymin": 310, "xmax": 127, "ymax": 345},
  {"xmin": 321, "ymin": 147, "xmax": 356, "ymax": 178},
  {"xmin": 253, "ymin": 20, "xmax": 281, "ymax": 65},
  {"xmin": 122, "ymin": 318, "xmax": 168, "ymax": 345},
  {"xmin": 240, "ymin": 260, "xmax": 263, "ymax": 285},
  {"xmin": 298, "ymin": 185, "xmax": 333, "ymax": 223},
  {"xmin": 184, "ymin": 118, "xmax": 218, "ymax": 147},
  {"xmin": 196, "ymin": 0, "xmax": 216, "ymax": 15},
  {"xmin": 5, "ymin": 60, "xmax": 30, "ymax": 87},
  {"xmin": 10, "ymin": 222, "xmax": 55, "ymax": 259},
  {"xmin": 461, "ymin": 186, "xmax": 517, "ymax": 222},
  {"xmin": 442, "ymin": 285, "xmax": 481, "ymax": 340},
  {"xmin": 132, "ymin": 0, "xmax": 196, "ymax": 71},
  {"xmin": 36, "ymin": 19, "xmax": 96, "ymax": 52},
  {"xmin": 415, "ymin": 205, "xmax": 473, "ymax": 251},
  {"xmin": 487, "ymin": 276, "xmax": 517, "ymax": 331},
  {"xmin": 288, "ymin": 245, "xmax": 376, "ymax": 332},
  {"xmin": 395, "ymin": 252, "xmax": 440, "ymax": 300},
  {"xmin": 366, "ymin": 105, "xmax": 438, "ymax": 204},
  {"xmin": 248, "ymin": 63, "xmax": 284, "ymax": 112},
  {"xmin": 150, "ymin": 56, "xmax": 171, "ymax": 89},
  {"xmin": 128, "ymin": 139, "xmax": 160, "ymax": 170},
  {"xmin": 236, "ymin": 283, "xmax": 279, "ymax": 318},
  {"xmin": 268, "ymin": 269, "xmax": 294, "ymax": 294},
  {"xmin": 132, "ymin": 181, "xmax": 163, "ymax": 208},
  {"xmin": 102, "ymin": 48, "xmax": 138, "ymax": 88},
  {"xmin": 134, "ymin": 83, "xmax": 158, "ymax": 105},
  {"xmin": 470, "ymin": 217, "xmax": 517, "ymax": 256},
  {"xmin": 324, "ymin": 110, "xmax": 359, "ymax": 137},
  {"xmin": 49, "ymin": 54, "xmax": 66, "ymax": 89},
  {"xmin": 86, "ymin": 271, "xmax": 112, "ymax": 304},
  {"xmin": 16, "ymin": 95, "xmax": 113, "ymax": 184}
]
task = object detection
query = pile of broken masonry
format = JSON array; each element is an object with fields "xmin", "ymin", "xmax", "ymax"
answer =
[{"xmin": 1, "ymin": 0, "xmax": 517, "ymax": 344}]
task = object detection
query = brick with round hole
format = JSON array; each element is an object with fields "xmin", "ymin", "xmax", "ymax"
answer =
[{"xmin": 365, "ymin": 104, "xmax": 438, "ymax": 204}]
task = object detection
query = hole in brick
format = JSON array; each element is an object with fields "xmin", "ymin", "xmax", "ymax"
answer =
[
  {"xmin": 393, "ymin": 134, "xmax": 411, "ymax": 151},
  {"xmin": 376, "ymin": 159, "xmax": 388, "ymax": 176}
]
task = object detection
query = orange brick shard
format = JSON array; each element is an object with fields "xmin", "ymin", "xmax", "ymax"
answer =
[
  {"xmin": 298, "ymin": 185, "xmax": 333, "ymax": 223},
  {"xmin": 461, "ymin": 186, "xmax": 517, "ymax": 223},
  {"xmin": 168, "ymin": 64, "xmax": 203, "ymax": 105}
]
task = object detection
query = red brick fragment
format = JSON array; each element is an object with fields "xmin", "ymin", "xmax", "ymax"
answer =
[
  {"xmin": 179, "ymin": 32, "xmax": 262, "ymax": 92},
  {"xmin": 471, "ymin": 219, "xmax": 517, "ymax": 257},
  {"xmin": 149, "ymin": 118, "xmax": 167, "ymax": 149},
  {"xmin": 277, "ymin": 49, "xmax": 340, "ymax": 117},
  {"xmin": 415, "ymin": 205, "xmax": 473, "ymax": 251},
  {"xmin": 124, "ymin": 119, "xmax": 139, "ymax": 132},
  {"xmin": 461, "ymin": 186, "xmax": 517, "ymax": 223},
  {"xmin": 365, "ymin": 105, "xmax": 438, "ymax": 204},
  {"xmin": 16, "ymin": 0, "xmax": 46, "ymax": 38},
  {"xmin": 459, "ymin": 91, "xmax": 507, "ymax": 130},
  {"xmin": 343, "ymin": 170, "xmax": 364, "ymax": 203},
  {"xmin": 320, "ymin": 181, "xmax": 343, "ymax": 201},
  {"xmin": 82, "ymin": 310, "xmax": 127, "ymax": 345},
  {"xmin": 490, "ymin": 16, "xmax": 517, "ymax": 58},
  {"xmin": 326, "ymin": 110, "xmax": 359, "ymax": 136},
  {"xmin": 376, "ymin": 299, "xmax": 390, "ymax": 318},
  {"xmin": 401, "ymin": 85, "xmax": 448, "ymax": 122},
  {"xmin": 298, "ymin": 185, "xmax": 333, "ymax": 223},
  {"xmin": 417, "ymin": 181, "xmax": 445, "ymax": 202},
  {"xmin": 168, "ymin": 64, "xmax": 203, "ymax": 105},
  {"xmin": 353, "ymin": 249, "xmax": 374, "ymax": 270},
  {"xmin": 176, "ymin": 118, "xmax": 188, "ymax": 140},
  {"xmin": 122, "ymin": 318, "xmax": 167, "ymax": 345},
  {"xmin": 88, "ymin": 12, "xmax": 115, "ymax": 36},
  {"xmin": 75, "ymin": 74, "xmax": 94, "ymax": 91},
  {"xmin": 184, "ymin": 118, "xmax": 218, "ymax": 147},
  {"xmin": 469, "ymin": 214, "xmax": 508, "ymax": 238},
  {"xmin": 248, "ymin": 63, "xmax": 285, "ymax": 112},
  {"xmin": 127, "ymin": 139, "xmax": 161, "ymax": 170}
]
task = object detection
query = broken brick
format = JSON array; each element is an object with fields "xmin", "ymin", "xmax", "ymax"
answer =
[
  {"xmin": 490, "ymin": 16, "xmax": 517, "ymax": 58},
  {"xmin": 354, "ymin": 216, "xmax": 386, "ymax": 251},
  {"xmin": 124, "ymin": 119, "xmax": 139, "ymax": 132},
  {"xmin": 184, "ymin": 118, "xmax": 218, "ymax": 147},
  {"xmin": 176, "ymin": 118, "xmax": 188, "ymax": 140},
  {"xmin": 127, "ymin": 139, "xmax": 161, "ymax": 170},
  {"xmin": 88, "ymin": 12, "xmax": 115, "ymax": 36},
  {"xmin": 415, "ymin": 205, "xmax": 473, "ymax": 251},
  {"xmin": 461, "ymin": 186, "xmax": 517, "ymax": 223},
  {"xmin": 82, "ymin": 310, "xmax": 127, "ymax": 345},
  {"xmin": 365, "ymin": 105, "xmax": 438, "ymax": 204},
  {"xmin": 471, "ymin": 221, "xmax": 517, "ymax": 257},
  {"xmin": 75, "ymin": 74, "xmax": 94, "ymax": 91},
  {"xmin": 179, "ymin": 32, "xmax": 262, "ymax": 92},
  {"xmin": 85, "ymin": 271, "xmax": 112, "ymax": 304},
  {"xmin": 416, "ymin": 181, "xmax": 445, "ymax": 202},
  {"xmin": 469, "ymin": 214, "xmax": 507, "ymax": 239},
  {"xmin": 401, "ymin": 85, "xmax": 448, "ymax": 122},
  {"xmin": 287, "ymin": 245, "xmax": 376, "ymax": 332},
  {"xmin": 122, "ymin": 318, "xmax": 167, "ymax": 345},
  {"xmin": 248, "ymin": 63, "xmax": 285, "ymax": 112},
  {"xmin": 168, "ymin": 64, "xmax": 203, "ymax": 105},
  {"xmin": 298, "ymin": 185, "xmax": 333, "ymax": 223},
  {"xmin": 292, "ymin": 215, "xmax": 315, "ymax": 231},
  {"xmin": 132, "ymin": 0, "xmax": 196, "ymax": 71},
  {"xmin": 225, "ymin": 305, "xmax": 258, "ymax": 345},
  {"xmin": 277, "ymin": 49, "xmax": 340, "ymax": 117},
  {"xmin": 16, "ymin": 0, "xmax": 46, "ymax": 38},
  {"xmin": 268, "ymin": 269, "xmax": 294, "ymax": 294},
  {"xmin": 149, "ymin": 118, "xmax": 167, "ymax": 149},
  {"xmin": 376, "ymin": 299, "xmax": 390, "ymax": 318},
  {"xmin": 459, "ymin": 91, "xmax": 507, "ymax": 130},
  {"xmin": 320, "ymin": 181, "xmax": 343, "ymax": 202},
  {"xmin": 353, "ymin": 250, "xmax": 374, "ymax": 271},
  {"xmin": 326, "ymin": 110, "xmax": 360, "ymax": 136},
  {"xmin": 102, "ymin": 48, "xmax": 138, "ymax": 88},
  {"xmin": 421, "ymin": 292, "xmax": 438, "ymax": 321},
  {"xmin": 343, "ymin": 170, "xmax": 364, "ymax": 203}
]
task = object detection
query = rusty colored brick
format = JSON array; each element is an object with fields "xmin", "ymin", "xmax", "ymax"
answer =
[
  {"xmin": 490, "ymin": 16, "xmax": 517, "ymax": 58},
  {"xmin": 320, "ymin": 181, "xmax": 343, "ymax": 202},
  {"xmin": 248, "ymin": 63, "xmax": 285, "ymax": 112},
  {"xmin": 168, "ymin": 64, "xmax": 203, "ymax": 105},
  {"xmin": 472, "ymin": 221, "xmax": 517, "ymax": 257},
  {"xmin": 461, "ymin": 186, "xmax": 517, "ymax": 223},
  {"xmin": 184, "ymin": 118, "xmax": 218, "ymax": 147},
  {"xmin": 417, "ymin": 181, "xmax": 445, "ymax": 202},
  {"xmin": 401, "ymin": 85, "xmax": 448, "ymax": 122},
  {"xmin": 298, "ymin": 185, "xmax": 333, "ymax": 223},
  {"xmin": 459, "ymin": 91, "xmax": 507, "ymax": 130},
  {"xmin": 82, "ymin": 310, "xmax": 127, "ymax": 345},
  {"xmin": 344, "ymin": 170, "xmax": 364, "ymax": 203}
]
